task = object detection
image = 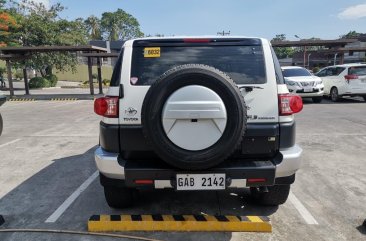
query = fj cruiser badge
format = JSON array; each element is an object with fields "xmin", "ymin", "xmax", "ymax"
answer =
[{"xmin": 125, "ymin": 107, "xmax": 137, "ymax": 116}]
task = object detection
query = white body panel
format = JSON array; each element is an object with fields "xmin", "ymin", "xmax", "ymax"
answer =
[
  {"xmin": 317, "ymin": 64, "xmax": 366, "ymax": 96},
  {"xmin": 117, "ymin": 38, "xmax": 280, "ymax": 125}
]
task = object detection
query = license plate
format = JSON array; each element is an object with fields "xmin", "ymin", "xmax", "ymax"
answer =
[
  {"xmin": 303, "ymin": 88, "xmax": 313, "ymax": 92},
  {"xmin": 176, "ymin": 174, "xmax": 226, "ymax": 190}
]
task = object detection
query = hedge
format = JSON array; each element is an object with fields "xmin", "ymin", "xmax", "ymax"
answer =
[{"xmin": 29, "ymin": 77, "xmax": 50, "ymax": 89}]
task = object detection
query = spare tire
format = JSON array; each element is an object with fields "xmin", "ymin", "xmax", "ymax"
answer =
[{"xmin": 141, "ymin": 64, "xmax": 247, "ymax": 170}]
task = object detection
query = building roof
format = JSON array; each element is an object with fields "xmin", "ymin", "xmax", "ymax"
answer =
[{"xmin": 271, "ymin": 39, "xmax": 357, "ymax": 48}]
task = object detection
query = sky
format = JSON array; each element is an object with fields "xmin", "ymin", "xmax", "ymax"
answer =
[{"xmin": 33, "ymin": 0, "xmax": 366, "ymax": 40}]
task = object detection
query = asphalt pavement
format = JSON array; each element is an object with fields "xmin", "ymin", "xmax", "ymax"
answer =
[{"xmin": 0, "ymin": 97, "xmax": 365, "ymax": 241}]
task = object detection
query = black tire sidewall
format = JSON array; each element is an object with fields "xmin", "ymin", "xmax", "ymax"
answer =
[
  {"xmin": 0, "ymin": 113, "xmax": 3, "ymax": 136},
  {"xmin": 331, "ymin": 87, "xmax": 339, "ymax": 102},
  {"xmin": 141, "ymin": 65, "xmax": 246, "ymax": 170}
]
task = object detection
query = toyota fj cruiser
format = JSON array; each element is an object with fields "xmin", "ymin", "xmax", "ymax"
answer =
[{"xmin": 94, "ymin": 37, "xmax": 303, "ymax": 208}]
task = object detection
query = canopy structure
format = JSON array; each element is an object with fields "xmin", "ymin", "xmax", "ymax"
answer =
[
  {"xmin": 0, "ymin": 45, "xmax": 113, "ymax": 97},
  {"xmin": 271, "ymin": 39, "xmax": 366, "ymax": 67}
]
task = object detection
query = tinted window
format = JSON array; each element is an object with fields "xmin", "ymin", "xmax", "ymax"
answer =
[
  {"xmin": 348, "ymin": 66, "xmax": 366, "ymax": 75},
  {"xmin": 283, "ymin": 68, "xmax": 311, "ymax": 77},
  {"xmin": 131, "ymin": 45, "xmax": 266, "ymax": 85},
  {"xmin": 316, "ymin": 68, "xmax": 328, "ymax": 77},
  {"xmin": 110, "ymin": 48, "xmax": 123, "ymax": 87}
]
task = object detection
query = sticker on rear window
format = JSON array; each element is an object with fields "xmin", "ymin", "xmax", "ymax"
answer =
[{"xmin": 144, "ymin": 47, "xmax": 160, "ymax": 58}]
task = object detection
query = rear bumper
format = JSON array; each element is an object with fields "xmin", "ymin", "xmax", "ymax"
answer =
[
  {"xmin": 95, "ymin": 144, "xmax": 302, "ymax": 188},
  {"xmin": 297, "ymin": 91, "xmax": 324, "ymax": 98}
]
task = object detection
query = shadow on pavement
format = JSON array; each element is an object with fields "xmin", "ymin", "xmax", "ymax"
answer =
[
  {"xmin": 356, "ymin": 220, "xmax": 366, "ymax": 235},
  {"xmin": 302, "ymin": 97, "xmax": 365, "ymax": 105},
  {"xmin": 0, "ymin": 146, "xmax": 277, "ymax": 241}
]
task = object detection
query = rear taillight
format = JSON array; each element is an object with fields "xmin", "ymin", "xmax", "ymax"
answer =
[
  {"xmin": 94, "ymin": 96, "xmax": 119, "ymax": 117},
  {"xmin": 279, "ymin": 94, "xmax": 303, "ymax": 116},
  {"xmin": 345, "ymin": 74, "xmax": 358, "ymax": 83}
]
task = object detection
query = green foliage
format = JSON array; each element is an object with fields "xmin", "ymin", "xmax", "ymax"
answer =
[
  {"xmin": 0, "ymin": 66, "xmax": 5, "ymax": 77},
  {"xmin": 29, "ymin": 76, "xmax": 49, "ymax": 88},
  {"xmin": 340, "ymin": 31, "xmax": 362, "ymax": 39},
  {"xmin": 45, "ymin": 74, "xmax": 58, "ymax": 87},
  {"xmin": 12, "ymin": 0, "xmax": 87, "ymax": 76},
  {"xmin": 103, "ymin": 78, "xmax": 110, "ymax": 86},
  {"xmin": 312, "ymin": 67, "xmax": 320, "ymax": 74},
  {"xmin": 271, "ymin": 34, "xmax": 294, "ymax": 59},
  {"xmin": 14, "ymin": 70, "xmax": 23, "ymax": 79},
  {"xmin": 92, "ymin": 73, "xmax": 98, "ymax": 79},
  {"xmin": 85, "ymin": 15, "xmax": 102, "ymax": 40},
  {"xmin": 101, "ymin": 8, "xmax": 144, "ymax": 41}
]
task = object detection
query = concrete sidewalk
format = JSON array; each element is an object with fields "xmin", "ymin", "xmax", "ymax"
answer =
[{"xmin": 0, "ymin": 80, "xmax": 107, "ymax": 100}]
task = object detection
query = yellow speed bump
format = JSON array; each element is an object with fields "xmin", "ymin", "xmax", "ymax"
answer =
[{"xmin": 88, "ymin": 214, "xmax": 272, "ymax": 232}]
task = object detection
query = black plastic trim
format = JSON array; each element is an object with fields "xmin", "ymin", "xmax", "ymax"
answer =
[
  {"xmin": 279, "ymin": 121, "xmax": 296, "ymax": 148},
  {"xmin": 100, "ymin": 172, "xmax": 125, "ymax": 188},
  {"xmin": 100, "ymin": 123, "xmax": 284, "ymax": 157},
  {"xmin": 133, "ymin": 38, "xmax": 262, "ymax": 47},
  {"xmin": 275, "ymin": 174, "xmax": 296, "ymax": 185},
  {"xmin": 99, "ymin": 122, "xmax": 119, "ymax": 153},
  {"xmin": 124, "ymin": 156, "xmax": 277, "ymax": 188}
]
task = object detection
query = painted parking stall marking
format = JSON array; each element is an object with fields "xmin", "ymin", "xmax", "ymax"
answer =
[
  {"xmin": 88, "ymin": 214, "xmax": 272, "ymax": 232},
  {"xmin": 0, "ymin": 139, "xmax": 21, "ymax": 148},
  {"xmin": 289, "ymin": 192, "xmax": 319, "ymax": 225},
  {"xmin": 45, "ymin": 171, "xmax": 99, "ymax": 223}
]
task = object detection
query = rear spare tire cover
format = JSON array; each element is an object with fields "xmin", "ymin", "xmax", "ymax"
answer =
[{"xmin": 141, "ymin": 64, "xmax": 247, "ymax": 170}]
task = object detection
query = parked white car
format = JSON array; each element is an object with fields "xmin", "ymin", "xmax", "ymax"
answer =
[
  {"xmin": 315, "ymin": 63, "xmax": 366, "ymax": 102},
  {"xmin": 282, "ymin": 66, "xmax": 324, "ymax": 103}
]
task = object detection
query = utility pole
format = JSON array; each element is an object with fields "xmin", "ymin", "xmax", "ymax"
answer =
[
  {"xmin": 217, "ymin": 30, "xmax": 230, "ymax": 36},
  {"xmin": 295, "ymin": 35, "xmax": 306, "ymax": 67}
]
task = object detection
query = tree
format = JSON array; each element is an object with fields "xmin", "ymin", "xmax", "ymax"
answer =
[
  {"xmin": 85, "ymin": 15, "xmax": 102, "ymax": 40},
  {"xmin": 101, "ymin": 8, "xmax": 143, "ymax": 41},
  {"xmin": 0, "ymin": 0, "xmax": 19, "ymax": 47},
  {"xmin": 340, "ymin": 31, "xmax": 362, "ymax": 39},
  {"xmin": 13, "ymin": 0, "xmax": 88, "ymax": 76},
  {"xmin": 271, "ymin": 34, "xmax": 294, "ymax": 59}
]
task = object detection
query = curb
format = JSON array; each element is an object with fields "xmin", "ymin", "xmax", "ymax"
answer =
[
  {"xmin": 88, "ymin": 214, "xmax": 272, "ymax": 232},
  {"xmin": 8, "ymin": 98, "xmax": 36, "ymax": 102},
  {"xmin": 51, "ymin": 98, "xmax": 78, "ymax": 101}
]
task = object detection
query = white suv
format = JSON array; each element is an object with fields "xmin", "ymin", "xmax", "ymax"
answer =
[
  {"xmin": 316, "ymin": 63, "xmax": 366, "ymax": 102},
  {"xmin": 282, "ymin": 66, "xmax": 324, "ymax": 103},
  {"xmin": 94, "ymin": 37, "xmax": 303, "ymax": 208}
]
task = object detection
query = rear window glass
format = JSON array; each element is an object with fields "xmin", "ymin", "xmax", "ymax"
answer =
[
  {"xmin": 283, "ymin": 68, "xmax": 311, "ymax": 77},
  {"xmin": 130, "ymin": 45, "xmax": 266, "ymax": 85},
  {"xmin": 348, "ymin": 66, "xmax": 366, "ymax": 76}
]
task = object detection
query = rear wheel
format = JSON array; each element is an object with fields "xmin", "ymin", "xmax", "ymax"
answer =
[
  {"xmin": 361, "ymin": 95, "xmax": 366, "ymax": 101},
  {"xmin": 312, "ymin": 97, "xmax": 323, "ymax": 103},
  {"xmin": 250, "ymin": 185, "xmax": 291, "ymax": 206},
  {"xmin": 330, "ymin": 87, "xmax": 340, "ymax": 102},
  {"xmin": 103, "ymin": 185, "xmax": 133, "ymax": 209}
]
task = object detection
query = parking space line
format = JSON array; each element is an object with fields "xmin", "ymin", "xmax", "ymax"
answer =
[
  {"xmin": 0, "ymin": 139, "xmax": 21, "ymax": 148},
  {"xmin": 45, "ymin": 171, "xmax": 99, "ymax": 223},
  {"xmin": 289, "ymin": 192, "xmax": 318, "ymax": 225}
]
